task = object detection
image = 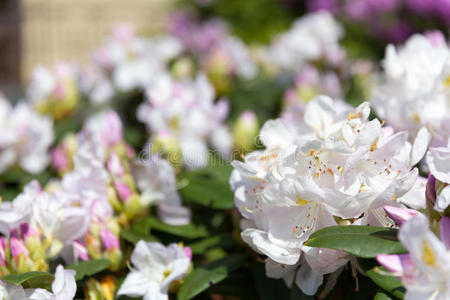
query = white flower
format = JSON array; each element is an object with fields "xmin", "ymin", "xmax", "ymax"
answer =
[
  {"xmin": 230, "ymin": 95, "xmax": 429, "ymax": 294},
  {"xmin": 117, "ymin": 241, "xmax": 191, "ymax": 300},
  {"xmin": 267, "ymin": 11, "xmax": 344, "ymax": 72},
  {"xmin": 132, "ymin": 155, "xmax": 191, "ymax": 225},
  {"xmin": 137, "ymin": 73, "xmax": 232, "ymax": 169},
  {"xmin": 371, "ymin": 33, "xmax": 450, "ymax": 147},
  {"xmin": 0, "ymin": 96, "xmax": 53, "ymax": 174},
  {"xmin": 26, "ymin": 265, "xmax": 77, "ymax": 300},
  {"xmin": 426, "ymin": 139, "xmax": 450, "ymax": 212}
]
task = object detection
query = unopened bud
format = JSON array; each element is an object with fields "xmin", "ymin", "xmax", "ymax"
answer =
[
  {"xmin": 100, "ymin": 275, "xmax": 117, "ymax": 300},
  {"xmin": 233, "ymin": 110, "xmax": 259, "ymax": 154}
]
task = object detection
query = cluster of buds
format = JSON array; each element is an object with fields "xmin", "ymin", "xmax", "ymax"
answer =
[
  {"xmin": 0, "ymin": 223, "xmax": 49, "ymax": 275},
  {"xmin": 83, "ymin": 219, "xmax": 122, "ymax": 271}
]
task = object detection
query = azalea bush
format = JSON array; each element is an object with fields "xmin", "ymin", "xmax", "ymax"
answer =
[{"xmin": 0, "ymin": 3, "xmax": 450, "ymax": 300}]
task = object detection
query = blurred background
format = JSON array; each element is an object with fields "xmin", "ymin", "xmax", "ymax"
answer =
[{"xmin": 1, "ymin": 0, "xmax": 449, "ymax": 98}]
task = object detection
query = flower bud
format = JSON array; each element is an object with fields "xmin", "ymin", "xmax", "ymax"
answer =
[
  {"xmin": 100, "ymin": 229, "xmax": 120, "ymax": 251},
  {"xmin": 73, "ymin": 241, "xmax": 90, "ymax": 262},
  {"xmin": 150, "ymin": 130, "xmax": 182, "ymax": 166},
  {"xmin": 86, "ymin": 233, "xmax": 102, "ymax": 260},
  {"xmin": 100, "ymin": 275, "xmax": 117, "ymax": 300},
  {"xmin": 172, "ymin": 57, "xmax": 194, "ymax": 79},
  {"xmin": 232, "ymin": 110, "xmax": 259, "ymax": 154},
  {"xmin": 124, "ymin": 194, "xmax": 141, "ymax": 219},
  {"xmin": 114, "ymin": 182, "xmax": 132, "ymax": 202},
  {"xmin": 383, "ymin": 206, "xmax": 418, "ymax": 227},
  {"xmin": 84, "ymin": 278, "xmax": 103, "ymax": 300},
  {"xmin": 0, "ymin": 237, "xmax": 6, "ymax": 267}
]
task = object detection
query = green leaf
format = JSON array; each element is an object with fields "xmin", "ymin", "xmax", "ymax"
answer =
[
  {"xmin": 374, "ymin": 291, "xmax": 394, "ymax": 300},
  {"xmin": 67, "ymin": 259, "xmax": 110, "ymax": 280},
  {"xmin": 146, "ymin": 217, "xmax": 208, "ymax": 239},
  {"xmin": 120, "ymin": 229, "xmax": 159, "ymax": 244},
  {"xmin": 177, "ymin": 254, "xmax": 246, "ymax": 300},
  {"xmin": 305, "ymin": 226, "xmax": 406, "ymax": 258},
  {"xmin": 1, "ymin": 271, "xmax": 54, "ymax": 289},
  {"xmin": 188, "ymin": 234, "xmax": 234, "ymax": 254},
  {"xmin": 359, "ymin": 259, "xmax": 405, "ymax": 299},
  {"xmin": 179, "ymin": 162, "xmax": 234, "ymax": 210},
  {"xmin": 366, "ymin": 267, "xmax": 405, "ymax": 299}
]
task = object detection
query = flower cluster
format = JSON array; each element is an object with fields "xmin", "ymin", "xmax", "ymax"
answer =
[{"xmin": 230, "ymin": 96, "xmax": 430, "ymax": 294}]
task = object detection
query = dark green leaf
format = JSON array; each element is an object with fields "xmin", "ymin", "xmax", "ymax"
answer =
[
  {"xmin": 67, "ymin": 259, "xmax": 110, "ymax": 280},
  {"xmin": 359, "ymin": 259, "xmax": 405, "ymax": 299},
  {"xmin": 252, "ymin": 262, "xmax": 290, "ymax": 300},
  {"xmin": 177, "ymin": 254, "xmax": 246, "ymax": 300},
  {"xmin": 305, "ymin": 226, "xmax": 406, "ymax": 258},
  {"xmin": 188, "ymin": 234, "xmax": 234, "ymax": 254},
  {"xmin": 120, "ymin": 229, "xmax": 159, "ymax": 244},
  {"xmin": 1, "ymin": 271, "xmax": 54, "ymax": 289},
  {"xmin": 146, "ymin": 217, "xmax": 208, "ymax": 239}
]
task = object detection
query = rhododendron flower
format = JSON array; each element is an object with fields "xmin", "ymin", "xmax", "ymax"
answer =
[
  {"xmin": 426, "ymin": 138, "xmax": 450, "ymax": 212},
  {"xmin": 93, "ymin": 23, "xmax": 182, "ymax": 92},
  {"xmin": 230, "ymin": 95, "xmax": 429, "ymax": 294},
  {"xmin": 0, "ymin": 96, "xmax": 53, "ymax": 174},
  {"xmin": 27, "ymin": 63, "xmax": 80, "ymax": 119},
  {"xmin": 267, "ymin": 11, "xmax": 345, "ymax": 72},
  {"xmin": 137, "ymin": 73, "xmax": 232, "ymax": 169},
  {"xmin": 371, "ymin": 33, "xmax": 450, "ymax": 147},
  {"xmin": 117, "ymin": 241, "xmax": 191, "ymax": 300},
  {"xmin": 377, "ymin": 215, "xmax": 450, "ymax": 299},
  {"xmin": 132, "ymin": 155, "xmax": 191, "ymax": 225}
]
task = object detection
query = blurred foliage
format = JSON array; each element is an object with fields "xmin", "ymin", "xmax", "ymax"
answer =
[{"xmin": 178, "ymin": 0, "xmax": 302, "ymax": 44}]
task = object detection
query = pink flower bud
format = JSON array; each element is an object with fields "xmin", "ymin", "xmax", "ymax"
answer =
[
  {"xmin": 20, "ymin": 223, "xmax": 39, "ymax": 239},
  {"xmin": 384, "ymin": 206, "xmax": 418, "ymax": 227},
  {"xmin": 0, "ymin": 237, "xmax": 6, "ymax": 266},
  {"xmin": 184, "ymin": 246, "xmax": 193, "ymax": 260},
  {"xmin": 107, "ymin": 153, "xmax": 124, "ymax": 177},
  {"xmin": 114, "ymin": 182, "xmax": 132, "ymax": 202},
  {"xmin": 73, "ymin": 241, "xmax": 90, "ymax": 261},
  {"xmin": 100, "ymin": 229, "xmax": 120, "ymax": 251},
  {"xmin": 51, "ymin": 147, "xmax": 69, "ymax": 171},
  {"xmin": 10, "ymin": 237, "xmax": 29, "ymax": 258}
]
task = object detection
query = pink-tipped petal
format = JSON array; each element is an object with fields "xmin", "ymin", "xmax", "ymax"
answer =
[{"xmin": 376, "ymin": 253, "xmax": 414, "ymax": 276}]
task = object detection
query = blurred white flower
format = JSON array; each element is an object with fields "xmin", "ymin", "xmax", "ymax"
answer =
[
  {"xmin": 267, "ymin": 11, "xmax": 344, "ymax": 72},
  {"xmin": 371, "ymin": 33, "xmax": 450, "ymax": 147},
  {"xmin": 137, "ymin": 73, "xmax": 232, "ymax": 169},
  {"xmin": 117, "ymin": 241, "xmax": 191, "ymax": 300},
  {"xmin": 0, "ymin": 96, "xmax": 53, "ymax": 174}
]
